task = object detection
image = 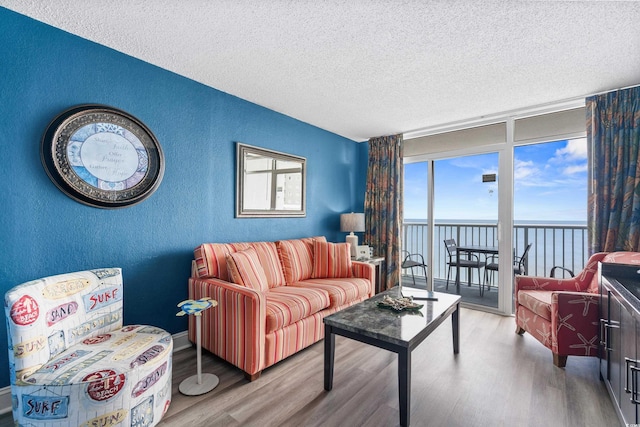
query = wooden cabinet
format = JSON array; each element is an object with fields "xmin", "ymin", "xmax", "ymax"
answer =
[
  {"xmin": 600, "ymin": 263, "xmax": 640, "ymax": 425},
  {"xmin": 620, "ymin": 296, "xmax": 638, "ymax": 421}
]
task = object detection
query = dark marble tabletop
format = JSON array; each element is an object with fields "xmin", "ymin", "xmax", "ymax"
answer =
[{"xmin": 323, "ymin": 286, "xmax": 461, "ymax": 348}]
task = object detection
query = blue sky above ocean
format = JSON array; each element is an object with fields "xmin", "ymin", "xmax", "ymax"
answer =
[{"xmin": 404, "ymin": 138, "xmax": 587, "ymax": 224}]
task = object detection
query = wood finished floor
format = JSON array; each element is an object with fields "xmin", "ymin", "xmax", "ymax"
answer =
[{"xmin": 0, "ymin": 308, "xmax": 618, "ymax": 427}]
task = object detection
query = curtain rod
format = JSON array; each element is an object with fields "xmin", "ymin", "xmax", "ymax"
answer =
[
  {"xmin": 403, "ymin": 82, "xmax": 640, "ymax": 140},
  {"xmin": 588, "ymin": 82, "xmax": 640, "ymax": 98}
]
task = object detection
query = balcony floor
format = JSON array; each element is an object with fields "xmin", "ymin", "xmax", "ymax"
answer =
[{"xmin": 401, "ymin": 275, "xmax": 499, "ymax": 309}]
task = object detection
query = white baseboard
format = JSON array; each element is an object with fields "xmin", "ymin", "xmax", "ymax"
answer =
[
  {"xmin": 172, "ymin": 330, "xmax": 192, "ymax": 352},
  {"xmin": 0, "ymin": 389, "xmax": 10, "ymax": 415},
  {"xmin": 0, "ymin": 330, "xmax": 191, "ymax": 416}
]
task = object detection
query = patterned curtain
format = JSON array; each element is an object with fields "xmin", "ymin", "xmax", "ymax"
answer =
[
  {"xmin": 364, "ymin": 134, "xmax": 403, "ymax": 290},
  {"xmin": 587, "ymin": 86, "xmax": 640, "ymax": 252}
]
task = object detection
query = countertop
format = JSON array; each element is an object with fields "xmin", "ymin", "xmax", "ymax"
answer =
[{"xmin": 601, "ymin": 261, "xmax": 640, "ymax": 316}]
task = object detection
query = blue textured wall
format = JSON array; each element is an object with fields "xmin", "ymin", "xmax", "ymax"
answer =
[{"xmin": 0, "ymin": 8, "xmax": 368, "ymax": 388}]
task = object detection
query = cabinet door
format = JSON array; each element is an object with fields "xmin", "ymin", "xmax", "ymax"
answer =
[
  {"xmin": 610, "ymin": 291, "xmax": 640, "ymax": 424},
  {"xmin": 610, "ymin": 293, "xmax": 623, "ymax": 415},
  {"xmin": 600, "ymin": 287, "xmax": 610, "ymax": 380},
  {"xmin": 621, "ymin": 298, "xmax": 638, "ymax": 423}
]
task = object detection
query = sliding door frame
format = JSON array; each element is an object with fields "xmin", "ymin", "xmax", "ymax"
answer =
[
  {"xmin": 405, "ymin": 100, "xmax": 587, "ymax": 315},
  {"xmin": 410, "ymin": 141, "xmax": 512, "ymax": 315}
]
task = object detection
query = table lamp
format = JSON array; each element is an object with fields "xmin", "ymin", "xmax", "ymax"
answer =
[{"xmin": 340, "ymin": 212, "xmax": 365, "ymax": 257}]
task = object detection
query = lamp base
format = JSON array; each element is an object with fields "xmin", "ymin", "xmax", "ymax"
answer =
[
  {"xmin": 179, "ymin": 373, "xmax": 219, "ymax": 396},
  {"xmin": 346, "ymin": 234, "xmax": 358, "ymax": 258}
]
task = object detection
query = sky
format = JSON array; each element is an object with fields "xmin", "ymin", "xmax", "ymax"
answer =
[{"xmin": 404, "ymin": 138, "xmax": 587, "ymax": 223}]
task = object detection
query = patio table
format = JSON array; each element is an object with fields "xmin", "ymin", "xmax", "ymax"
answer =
[{"xmin": 455, "ymin": 245, "xmax": 498, "ymax": 295}]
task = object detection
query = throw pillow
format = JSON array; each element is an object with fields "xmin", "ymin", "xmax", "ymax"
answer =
[
  {"xmin": 226, "ymin": 248, "xmax": 269, "ymax": 292},
  {"xmin": 247, "ymin": 242, "xmax": 286, "ymax": 288},
  {"xmin": 277, "ymin": 236, "xmax": 327, "ymax": 283},
  {"xmin": 312, "ymin": 241, "xmax": 353, "ymax": 279}
]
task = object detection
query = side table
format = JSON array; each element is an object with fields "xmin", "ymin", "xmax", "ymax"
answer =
[
  {"xmin": 355, "ymin": 256, "xmax": 385, "ymax": 294},
  {"xmin": 176, "ymin": 297, "xmax": 220, "ymax": 395}
]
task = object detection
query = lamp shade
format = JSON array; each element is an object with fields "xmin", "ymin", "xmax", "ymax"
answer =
[{"xmin": 340, "ymin": 213, "xmax": 365, "ymax": 233}]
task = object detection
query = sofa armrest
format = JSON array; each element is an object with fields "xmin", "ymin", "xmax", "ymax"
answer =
[
  {"xmin": 188, "ymin": 277, "xmax": 266, "ymax": 376},
  {"xmin": 515, "ymin": 274, "xmax": 582, "ymax": 294},
  {"xmin": 551, "ymin": 291, "xmax": 600, "ymax": 356},
  {"xmin": 352, "ymin": 261, "xmax": 376, "ymax": 296}
]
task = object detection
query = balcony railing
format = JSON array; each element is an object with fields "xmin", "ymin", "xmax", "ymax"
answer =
[{"xmin": 402, "ymin": 221, "xmax": 588, "ymax": 283}]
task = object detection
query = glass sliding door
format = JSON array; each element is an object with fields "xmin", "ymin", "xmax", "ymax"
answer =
[
  {"xmin": 403, "ymin": 151, "xmax": 506, "ymax": 311},
  {"xmin": 434, "ymin": 153, "xmax": 500, "ymax": 309}
]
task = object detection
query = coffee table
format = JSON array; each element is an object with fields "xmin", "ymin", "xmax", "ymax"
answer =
[{"xmin": 323, "ymin": 287, "xmax": 461, "ymax": 427}]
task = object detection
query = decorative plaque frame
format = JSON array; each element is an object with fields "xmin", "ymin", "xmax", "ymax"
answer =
[{"xmin": 41, "ymin": 105, "xmax": 164, "ymax": 208}]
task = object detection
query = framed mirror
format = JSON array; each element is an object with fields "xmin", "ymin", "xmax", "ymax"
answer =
[{"xmin": 236, "ymin": 143, "xmax": 306, "ymax": 217}]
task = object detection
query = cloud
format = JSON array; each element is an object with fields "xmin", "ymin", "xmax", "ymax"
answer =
[
  {"xmin": 514, "ymin": 159, "xmax": 560, "ymax": 188},
  {"xmin": 514, "ymin": 159, "xmax": 538, "ymax": 180},
  {"xmin": 563, "ymin": 164, "xmax": 588, "ymax": 175},
  {"xmin": 550, "ymin": 138, "xmax": 587, "ymax": 176},
  {"xmin": 555, "ymin": 138, "xmax": 587, "ymax": 160}
]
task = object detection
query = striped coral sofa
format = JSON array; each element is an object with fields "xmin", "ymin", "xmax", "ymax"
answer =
[{"xmin": 188, "ymin": 236, "xmax": 375, "ymax": 380}]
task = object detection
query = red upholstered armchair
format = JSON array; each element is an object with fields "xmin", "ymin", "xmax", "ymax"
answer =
[{"xmin": 514, "ymin": 252, "xmax": 608, "ymax": 367}]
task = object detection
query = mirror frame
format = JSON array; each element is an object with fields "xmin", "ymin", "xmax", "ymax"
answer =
[{"xmin": 236, "ymin": 142, "xmax": 307, "ymax": 218}]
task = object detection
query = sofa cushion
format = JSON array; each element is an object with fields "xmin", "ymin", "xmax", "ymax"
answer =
[
  {"xmin": 277, "ymin": 236, "xmax": 326, "ymax": 284},
  {"xmin": 195, "ymin": 241, "xmax": 285, "ymax": 287},
  {"xmin": 518, "ymin": 290, "xmax": 552, "ymax": 321},
  {"xmin": 311, "ymin": 241, "xmax": 352, "ymax": 279},
  {"xmin": 16, "ymin": 325, "xmax": 172, "ymax": 427},
  {"xmin": 21, "ymin": 325, "xmax": 172, "ymax": 385},
  {"xmin": 194, "ymin": 243, "xmax": 235, "ymax": 280},
  {"xmin": 233, "ymin": 242, "xmax": 286, "ymax": 288},
  {"xmin": 227, "ymin": 248, "xmax": 270, "ymax": 292},
  {"xmin": 265, "ymin": 286, "xmax": 330, "ymax": 333},
  {"xmin": 290, "ymin": 278, "xmax": 370, "ymax": 307}
]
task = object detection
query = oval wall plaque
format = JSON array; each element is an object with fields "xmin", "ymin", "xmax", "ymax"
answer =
[{"xmin": 41, "ymin": 105, "xmax": 164, "ymax": 208}]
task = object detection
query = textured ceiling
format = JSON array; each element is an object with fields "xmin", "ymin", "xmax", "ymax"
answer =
[{"xmin": 2, "ymin": 1, "xmax": 639, "ymax": 141}]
